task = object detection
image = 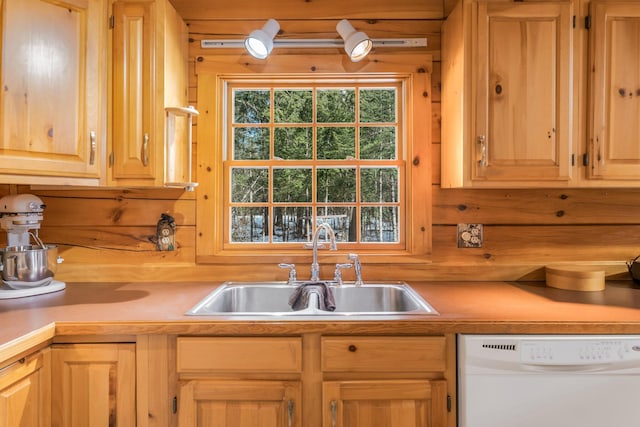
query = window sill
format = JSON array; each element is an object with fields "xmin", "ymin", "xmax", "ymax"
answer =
[{"xmin": 197, "ymin": 251, "xmax": 432, "ymax": 265}]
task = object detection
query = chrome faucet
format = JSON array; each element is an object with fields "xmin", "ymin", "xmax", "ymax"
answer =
[{"xmin": 310, "ymin": 223, "xmax": 337, "ymax": 282}]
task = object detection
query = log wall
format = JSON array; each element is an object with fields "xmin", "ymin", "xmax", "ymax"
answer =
[{"xmin": 7, "ymin": 0, "xmax": 637, "ymax": 282}]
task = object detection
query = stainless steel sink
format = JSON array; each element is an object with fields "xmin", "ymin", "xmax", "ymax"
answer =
[
  {"xmin": 185, "ymin": 281, "xmax": 438, "ymax": 317},
  {"xmin": 331, "ymin": 285, "xmax": 433, "ymax": 313}
]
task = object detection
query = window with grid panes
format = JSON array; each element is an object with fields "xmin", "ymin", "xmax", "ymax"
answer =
[{"xmin": 225, "ymin": 80, "xmax": 405, "ymax": 249}]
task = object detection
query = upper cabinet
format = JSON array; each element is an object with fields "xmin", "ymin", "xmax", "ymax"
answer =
[
  {"xmin": 587, "ymin": 1, "xmax": 640, "ymax": 181},
  {"xmin": 443, "ymin": 0, "xmax": 640, "ymax": 188},
  {"xmin": 0, "ymin": 0, "xmax": 194, "ymax": 188},
  {"xmin": 442, "ymin": 0, "xmax": 576, "ymax": 188},
  {"xmin": 110, "ymin": 0, "xmax": 192, "ymax": 188},
  {"xmin": 0, "ymin": 0, "xmax": 108, "ymax": 185}
]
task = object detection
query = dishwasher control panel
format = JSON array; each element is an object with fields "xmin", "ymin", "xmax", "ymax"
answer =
[{"xmin": 520, "ymin": 339, "xmax": 640, "ymax": 364}]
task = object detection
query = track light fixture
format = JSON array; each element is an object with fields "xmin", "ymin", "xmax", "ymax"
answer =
[
  {"xmin": 336, "ymin": 19, "xmax": 372, "ymax": 62},
  {"xmin": 245, "ymin": 19, "xmax": 280, "ymax": 60},
  {"xmin": 203, "ymin": 19, "xmax": 427, "ymax": 60}
]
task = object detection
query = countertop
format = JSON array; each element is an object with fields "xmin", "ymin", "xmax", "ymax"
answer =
[{"xmin": 3, "ymin": 280, "xmax": 640, "ymax": 362}]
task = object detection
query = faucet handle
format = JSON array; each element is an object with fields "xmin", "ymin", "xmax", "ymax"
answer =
[
  {"xmin": 347, "ymin": 253, "xmax": 364, "ymax": 286},
  {"xmin": 278, "ymin": 263, "xmax": 297, "ymax": 285},
  {"xmin": 334, "ymin": 263, "xmax": 353, "ymax": 286}
]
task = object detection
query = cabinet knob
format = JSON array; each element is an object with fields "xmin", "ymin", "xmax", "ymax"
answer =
[
  {"xmin": 348, "ymin": 344, "xmax": 357, "ymax": 352},
  {"xmin": 495, "ymin": 83, "xmax": 503, "ymax": 95}
]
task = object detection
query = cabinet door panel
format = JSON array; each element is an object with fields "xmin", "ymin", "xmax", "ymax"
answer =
[
  {"xmin": 52, "ymin": 343, "xmax": 136, "ymax": 427},
  {"xmin": 474, "ymin": 1, "xmax": 572, "ymax": 182},
  {"xmin": 0, "ymin": 349, "xmax": 51, "ymax": 427},
  {"xmin": 110, "ymin": 0, "xmax": 189, "ymax": 187},
  {"xmin": 178, "ymin": 380, "xmax": 301, "ymax": 427},
  {"xmin": 590, "ymin": 2, "xmax": 640, "ymax": 179},
  {"xmin": 0, "ymin": 0, "xmax": 104, "ymax": 180},
  {"xmin": 111, "ymin": 1, "xmax": 155, "ymax": 181},
  {"xmin": 487, "ymin": 20, "xmax": 556, "ymax": 162},
  {"xmin": 323, "ymin": 379, "xmax": 447, "ymax": 427}
]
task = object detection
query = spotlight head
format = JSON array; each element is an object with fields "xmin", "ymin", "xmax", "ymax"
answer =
[
  {"xmin": 336, "ymin": 19, "xmax": 372, "ymax": 62},
  {"xmin": 245, "ymin": 19, "xmax": 280, "ymax": 59}
]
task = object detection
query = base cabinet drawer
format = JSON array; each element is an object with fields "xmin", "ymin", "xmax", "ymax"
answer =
[
  {"xmin": 177, "ymin": 337, "xmax": 302, "ymax": 373},
  {"xmin": 321, "ymin": 336, "xmax": 446, "ymax": 372}
]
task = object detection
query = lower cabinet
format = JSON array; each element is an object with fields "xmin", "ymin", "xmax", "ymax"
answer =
[
  {"xmin": 176, "ymin": 337, "xmax": 303, "ymax": 427},
  {"xmin": 0, "ymin": 348, "xmax": 51, "ymax": 427},
  {"xmin": 321, "ymin": 336, "xmax": 448, "ymax": 427},
  {"xmin": 176, "ymin": 335, "xmax": 450, "ymax": 427},
  {"xmin": 51, "ymin": 343, "xmax": 136, "ymax": 426},
  {"xmin": 178, "ymin": 380, "xmax": 301, "ymax": 426},
  {"xmin": 323, "ymin": 379, "xmax": 447, "ymax": 427},
  {"xmin": 0, "ymin": 334, "xmax": 451, "ymax": 426}
]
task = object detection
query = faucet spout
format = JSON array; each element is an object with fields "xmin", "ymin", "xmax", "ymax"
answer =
[{"xmin": 310, "ymin": 223, "xmax": 337, "ymax": 282}]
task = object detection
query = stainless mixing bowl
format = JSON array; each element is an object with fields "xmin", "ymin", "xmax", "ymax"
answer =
[{"xmin": 0, "ymin": 245, "xmax": 59, "ymax": 288}]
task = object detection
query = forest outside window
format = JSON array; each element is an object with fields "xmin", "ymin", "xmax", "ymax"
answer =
[{"xmin": 225, "ymin": 80, "xmax": 405, "ymax": 250}]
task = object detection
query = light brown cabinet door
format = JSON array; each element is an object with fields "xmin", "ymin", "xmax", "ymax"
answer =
[
  {"xmin": 0, "ymin": 0, "xmax": 106, "ymax": 182},
  {"xmin": 111, "ymin": 0, "xmax": 157, "ymax": 183},
  {"xmin": 51, "ymin": 343, "xmax": 136, "ymax": 427},
  {"xmin": 178, "ymin": 380, "xmax": 301, "ymax": 427},
  {"xmin": 110, "ymin": 0, "xmax": 189, "ymax": 187},
  {"xmin": 322, "ymin": 379, "xmax": 447, "ymax": 427},
  {"xmin": 473, "ymin": 0, "xmax": 573, "ymax": 183},
  {"xmin": 0, "ymin": 349, "xmax": 51, "ymax": 427},
  {"xmin": 589, "ymin": 1, "xmax": 640, "ymax": 180}
]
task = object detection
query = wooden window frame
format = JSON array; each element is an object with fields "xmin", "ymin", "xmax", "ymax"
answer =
[
  {"xmin": 226, "ymin": 80, "xmax": 404, "ymax": 250},
  {"xmin": 195, "ymin": 53, "xmax": 432, "ymax": 265}
]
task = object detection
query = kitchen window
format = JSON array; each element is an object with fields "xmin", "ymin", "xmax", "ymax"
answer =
[
  {"xmin": 226, "ymin": 81, "xmax": 403, "ymax": 250},
  {"xmin": 195, "ymin": 54, "xmax": 432, "ymax": 264}
]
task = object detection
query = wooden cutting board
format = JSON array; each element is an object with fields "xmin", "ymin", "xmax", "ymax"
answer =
[{"xmin": 545, "ymin": 265, "xmax": 606, "ymax": 292}]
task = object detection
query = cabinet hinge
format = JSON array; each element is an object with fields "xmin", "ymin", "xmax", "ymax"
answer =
[
  {"xmin": 573, "ymin": 15, "xmax": 576, "ymax": 29},
  {"xmin": 447, "ymin": 395, "xmax": 452, "ymax": 412},
  {"xmin": 109, "ymin": 152, "xmax": 114, "ymax": 167},
  {"xmin": 571, "ymin": 153, "xmax": 575, "ymax": 166},
  {"xmin": 173, "ymin": 396, "xmax": 177, "ymax": 414},
  {"xmin": 109, "ymin": 15, "xmax": 115, "ymax": 29},
  {"xmin": 585, "ymin": 15, "xmax": 591, "ymax": 29},
  {"xmin": 583, "ymin": 153, "xmax": 589, "ymax": 167}
]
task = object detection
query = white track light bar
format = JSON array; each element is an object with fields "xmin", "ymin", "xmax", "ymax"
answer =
[{"xmin": 201, "ymin": 38, "xmax": 427, "ymax": 49}]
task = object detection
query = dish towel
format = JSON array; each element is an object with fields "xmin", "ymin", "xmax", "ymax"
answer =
[{"xmin": 288, "ymin": 282, "xmax": 336, "ymax": 311}]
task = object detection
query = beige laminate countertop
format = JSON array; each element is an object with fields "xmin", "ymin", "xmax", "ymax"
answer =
[{"xmin": 3, "ymin": 280, "xmax": 640, "ymax": 362}]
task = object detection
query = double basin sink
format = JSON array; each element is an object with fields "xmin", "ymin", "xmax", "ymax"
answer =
[{"xmin": 186, "ymin": 281, "xmax": 439, "ymax": 318}]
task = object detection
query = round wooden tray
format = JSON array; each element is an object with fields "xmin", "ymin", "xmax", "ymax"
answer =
[{"xmin": 545, "ymin": 265, "xmax": 606, "ymax": 292}]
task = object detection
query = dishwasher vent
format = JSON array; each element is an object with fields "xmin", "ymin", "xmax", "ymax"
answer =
[{"xmin": 482, "ymin": 343, "xmax": 517, "ymax": 351}]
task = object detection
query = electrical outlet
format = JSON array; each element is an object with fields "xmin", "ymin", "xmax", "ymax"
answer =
[
  {"xmin": 457, "ymin": 223, "xmax": 483, "ymax": 248},
  {"xmin": 156, "ymin": 213, "xmax": 176, "ymax": 251}
]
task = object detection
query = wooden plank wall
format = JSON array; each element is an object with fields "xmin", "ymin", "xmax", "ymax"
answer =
[{"xmin": 6, "ymin": 0, "xmax": 637, "ymax": 282}]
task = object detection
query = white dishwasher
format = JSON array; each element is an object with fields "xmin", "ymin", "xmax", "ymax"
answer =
[{"xmin": 458, "ymin": 334, "xmax": 640, "ymax": 427}]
